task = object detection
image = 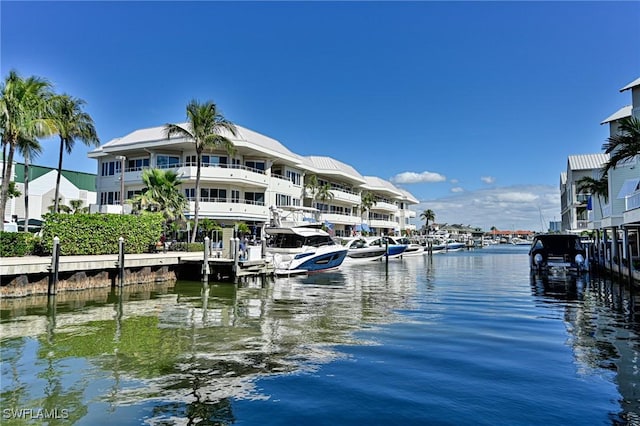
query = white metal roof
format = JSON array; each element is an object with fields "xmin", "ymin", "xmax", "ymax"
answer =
[
  {"xmin": 560, "ymin": 172, "xmax": 567, "ymax": 185},
  {"xmin": 90, "ymin": 123, "xmax": 304, "ymax": 164},
  {"xmin": 398, "ymin": 188, "xmax": 419, "ymax": 204},
  {"xmin": 601, "ymin": 105, "xmax": 632, "ymax": 124},
  {"xmin": 362, "ymin": 176, "xmax": 404, "ymax": 197},
  {"xmin": 567, "ymin": 153, "xmax": 609, "ymax": 171},
  {"xmin": 302, "ymin": 156, "xmax": 366, "ymax": 184},
  {"xmin": 620, "ymin": 77, "xmax": 640, "ymax": 92}
]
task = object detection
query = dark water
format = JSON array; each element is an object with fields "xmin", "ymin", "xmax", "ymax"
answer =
[{"xmin": 1, "ymin": 245, "xmax": 639, "ymax": 425}]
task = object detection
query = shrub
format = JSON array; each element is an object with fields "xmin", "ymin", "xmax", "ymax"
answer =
[
  {"xmin": 0, "ymin": 231, "xmax": 37, "ymax": 257},
  {"xmin": 40, "ymin": 213, "xmax": 164, "ymax": 255},
  {"xmin": 171, "ymin": 242, "xmax": 204, "ymax": 252}
]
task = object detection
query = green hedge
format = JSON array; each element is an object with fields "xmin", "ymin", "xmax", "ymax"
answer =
[
  {"xmin": 0, "ymin": 231, "xmax": 37, "ymax": 257},
  {"xmin": 40, "ymin": 213, "xmax": 165, "ymax": 255},
  {"xmin": 171, "ymin": 242, "xmax": 205, "ymax": 252}
]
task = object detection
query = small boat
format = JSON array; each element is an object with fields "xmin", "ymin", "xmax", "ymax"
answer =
[
  {"xmin": 341, "ymin": 237, "xmax": 387, "ymax": 263},
  {"xmin": 265, "ymin": 226, "xmax": 348, "ymax": 273},
  {"xmin": 529, "ymin": 234, "xmax": 587, "ymax": 274},
  {"xmin": 445, "ymin": 239, "xmax": 465, "ymax": 251},
  {"xmin": 365, "ymin": 236, "xmax": 407, "ymax": 258},
  {"xmin": 511, "ymin": 237, "xmax": 531, "ymax": 246},
  {"xmin": 386, "ymin": 236, "xmax": 424, "ymax": 256}
]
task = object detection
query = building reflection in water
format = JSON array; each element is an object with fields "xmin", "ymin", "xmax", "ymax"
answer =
[{"xmin": 530, "ymin": 272, "xmax": 639, "ymax": 425}]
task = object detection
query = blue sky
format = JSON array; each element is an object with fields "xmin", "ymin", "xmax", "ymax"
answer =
[{"xmin": 2, "ymin": 1, "xmax": 639, "ymax": 231}]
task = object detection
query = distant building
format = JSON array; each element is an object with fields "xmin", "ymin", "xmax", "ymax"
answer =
[
  {"xmin": 1, "ymin": 161, "xmax": 96, "ymax": 223},
  {"xmin": 548, "ymin": 221, "xmax": 562, "ymax": 232},
  {"xmin": 560, "ymin": 153, "xmax": 609, "ymax": 233}
]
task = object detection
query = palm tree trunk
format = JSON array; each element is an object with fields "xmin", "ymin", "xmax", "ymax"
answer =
[
  {"xmin": 191, "ymin": 151, "xmax": 201, "ymax": 243},
  {"xmin": 23, "ymin": 152, "xmax": 30, "ymax": 233},
  {"xmin": 54, "ymin": 137, "xmax": 65, "ymax": 214},
  {"xmin": 0, "ymin": 142, "xmax": 16, "ymax": 230}
]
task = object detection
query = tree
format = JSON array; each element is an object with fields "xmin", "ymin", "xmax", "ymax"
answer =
[
  {"xmin": 420, "ymin": 209, "xmax": 435, "ymax": 234},
  {"xmin": 601, "ymin": 116, "xmax": 640, "ymax": 174},
  {"xmin": 69, "ymin": 199, "xmax": 87, "ymax": 214},
  {"xmin": 165, "ymin": 100, "xmax": 237, "ymax": 243},
  {"xmin": 50, "ymin": 94, "xmax": 99, "ymax": 213},
  {"xmin": 17, "ymin": 136, "xmax": 42, "ymax": 231},
  {"xmin": 133, "ymin": 168, "xmax": 187, "ymax": 221},
  {"xmin": 360, "ymin": 191, "xmax": 377, "ymax": 229},
  {"xmin": 7, "ymin": 181, "xmax": 21, "ymax": 199},
  {"xmin": 577, "ymin": 173, "xmax": 609, "ymax": 218},
  {"xmin": 0, "ymin": 70, "xmax": 54, "ymax": 230}
]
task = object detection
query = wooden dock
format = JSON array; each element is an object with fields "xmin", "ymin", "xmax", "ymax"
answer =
[{"xmin": 0, "ymin": 250, "xmax": 274, "ymax": 298}]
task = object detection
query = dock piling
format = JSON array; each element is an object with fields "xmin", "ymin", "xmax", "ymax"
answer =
[
  {"xmin": 202, "ymin": 236, "xmax": 210, "ymax": 283},
  {"xmin": 118, "ymin": 237, "xmax": 125, "ymax": 287},
  {"xmin": 49, "ymin": 236, "xmax": 60, "ymax": 295}
]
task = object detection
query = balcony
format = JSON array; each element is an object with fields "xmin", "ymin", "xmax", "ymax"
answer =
[
  {"xmin": 330, "ymin": 188, "xmax": 361, "ymax": 205},
  {"xmin": 371, "ymin": 201, "xmax": 397, "ymax": 212},
  {"xmin": 626, "ymin": 191, "xmax": 640, "ymax": 212},
  {"xmin": 186, "ymin": 198, "xmax": 269, "ymax": 221},
  {"xmin": 318, "ymin": 212, "xmax": 360, "ymax": 225},
  {"xmin": 152, "ymin": 163, "xmax": 268, "ymax": 188}
]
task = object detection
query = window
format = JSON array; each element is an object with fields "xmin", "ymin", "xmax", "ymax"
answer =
[
  {"xmin": 199, "ymin": 188, "xmax": 227, "ymax": 202},
  {"xmin": 157, "ymin": 155, "xmax": 180, "ymax": 168},
  {"xmin": 286, "ymin": 170, "xmax": 301, "ymax": 186},
  {"xmin": 127, "ymin": 158, "xmax": 149, "ymax": 171},
  {"xmin": 101, "ymin": 161, "xmax": 122, "ymax": 176},
  {"xmin": 100, "ymin": 191, "xmax": 121, "ymax": 205},
  {"xmin": 276, "ymin": 194, "xmax": 291, "ymax": 206},
  {"xmin": 245, "ymin": 192, "xmax": 265, "ymax": 205},
  {"xmin": 245, "ymin": 160, "xmax": 266, "ymax": 171},
  {"xmin": 231, "ymin": 190, "xmax": 240, "ymax": 203}
]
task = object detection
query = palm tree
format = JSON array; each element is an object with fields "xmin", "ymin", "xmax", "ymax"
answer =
[
  {"xmin": 69, "ymin": 199, "xmax": 86, "ymax": 214},
  {"xmin": 420, "ymin": 209, "xmax": 435, "ymax": 234},
  {"xmin": 50, "ymin": 94, "xmax": 99, "ymax": 213},
  {"xmin": 133, "ymin": 168, "xmax": 187, "ymax": 221},
  {"xmin": 360, "ymin": 191, "xmax": 377, "ymax": 230},
  {"xmin": 165, "ymin": 100, "xmax": 237, "ymax": 243},
  {"xmin": 17, "ymin": 136, "xmax": 42, "ymax": 232},
  {"xmin": 577, "ymin": 174, "xmax": 609, "ymax": 218},
  {"xmin": 0, "ymin": 70, "xmax": 54, "ymax": 230},
  {"xmin": 601, "ymin": 116, "xmax": 640, "ymax": 173},
  {"xmin": 304, "ymin": 174, "xmax": 320, "ymax": 200}
]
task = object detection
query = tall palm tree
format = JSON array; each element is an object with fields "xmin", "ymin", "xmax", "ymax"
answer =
[
  {"xmin": 577, "ymin": 174, "xmax": 609, "ymax": 218},
  {"xmin": 0, "ymin": 70, "xmax": 54, "ymax": 230},
  {"xmin": 601, "ymin": 116, "xmax": 640, "ymax": 173},
  {"xmin": 360, "ymin": 191, "xmax": 377, "ymax": 230},
  {"xmin": 134, "ymin": 168, "xmax": 187, "ymax": 221},
  {"xmin": 16, "ymin": 136, "xmax": 42, "ymax": 231},
  {"xmin": 50, "ymin": 94, "xmax": 99, "ymax": 213},
  {"xmin": 420, "ymin": 209, "xmax": 435, "ymax": 234},
  {"xmin": 165, "ymin": 100, "xmax": 236, "ymax": 242}
]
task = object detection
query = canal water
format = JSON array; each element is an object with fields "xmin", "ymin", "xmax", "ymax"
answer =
[{"xmin": 1, "ymin": 245, "xmax": 639, "ymax": 425}]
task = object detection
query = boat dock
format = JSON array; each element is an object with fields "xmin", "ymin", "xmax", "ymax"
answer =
[{"xmin": 0, "ymin": 249, "xmax": 274, "ymax": 298}]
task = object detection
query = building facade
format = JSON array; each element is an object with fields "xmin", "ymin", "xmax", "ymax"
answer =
[
  {"xmin": 1, "ymin": 161, "xmax": 96, "ymax": 224},
  {"xmin": 88, "ymin": 123, "xmax": 418, "ymax": 237}
]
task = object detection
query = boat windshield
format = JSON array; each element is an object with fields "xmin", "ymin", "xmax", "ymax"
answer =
[{"xmin": 270, "ymin": 233, "xmax": 335, "ymax": 248}]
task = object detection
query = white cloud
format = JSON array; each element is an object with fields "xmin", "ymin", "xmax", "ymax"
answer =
[
  {"xmin": 450, "ymin": 187, "xmax": 464, "ymax": 193},
  {"xmin": 450, "ymin": 178, "xmax": 459, "ymax": 184},
  {"xmin": 481, "ymin": 176, "xmax": 495, "ymax": 184},
  {"xmin": 414, "ymin": 184, "xmax": 560, "ymax": 231},
  {"xmin": 390, "ymin": 171, "xmax": 446, "ymax": 184}
]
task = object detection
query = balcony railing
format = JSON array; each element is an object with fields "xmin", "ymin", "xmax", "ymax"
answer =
[
  {"xmin": 185, "ymin": 197, "xmax": 265, "ymax": 206},
  {"xmin": 626, "ymin": 191, "xmax": 640, "ymax": 211},
  {"xmin": 157, "ymin": 162, "xmax": 266, "ymax": 175},
  {"xmin": 602, "ymin": 204, "xmax": 611, "ymax": 218}
]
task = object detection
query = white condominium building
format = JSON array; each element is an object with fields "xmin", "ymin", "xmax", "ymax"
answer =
[{"xmin": 88, "ymin": 123, "xmax": 418, "ymax": 237}]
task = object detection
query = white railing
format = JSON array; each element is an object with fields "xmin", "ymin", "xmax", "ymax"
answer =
[
  {"xmin": 602, "ymin": 204, "xmax": 612, "ymax": 218},
  {"xmin": 626, "ymin": 191, "xmax": 640, "ymax": 211}
]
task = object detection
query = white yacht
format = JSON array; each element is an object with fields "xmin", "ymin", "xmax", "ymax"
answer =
[
  {"xmin": 340, "ymin": 237, "xmax": 387, "ymax": 263},
  {"xmin": 265, "ymin": 226, "xmax": 348, "ymax": 274}
]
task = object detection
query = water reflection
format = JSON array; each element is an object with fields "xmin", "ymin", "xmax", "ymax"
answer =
[
  {"xmin": 530, "ymin": 272, "xmax": 640, "ymax": 425},
  {"xmin": 1, "ymin": 264, "xmax": 418, "ymax": 425}
]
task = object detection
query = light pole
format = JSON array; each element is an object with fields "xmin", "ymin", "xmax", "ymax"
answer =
[{"xmin": 116, "ymin": 155, "xmax": 126, "ymax": 214}]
